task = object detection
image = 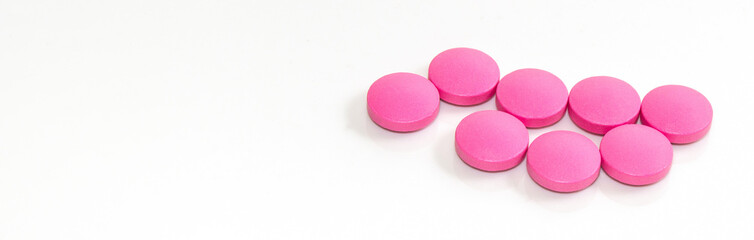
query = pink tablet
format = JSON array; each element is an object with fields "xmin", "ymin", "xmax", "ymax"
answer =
[
  {"xmin": 640, "ymin": 85, "xmax": 712, "ymax": 144},
  {"xmin": 600, "ymin": 124, "xmax": 673, "ymax": 186},
  {"xmin": 367, "ymin": 72, "xmax": 440, "ymax": 132},
  {"xmin": 428, "ymin": 48, "xmax": 500, "ymax": 106},
  {"xmin": 526, "ymin": 131, "xmax": 600, "ymax": 193},
  {"xmin": 455, "ymin": 110, "xmax": 529, "ymax": 172},
  {"xmin": 568, "ymin": 76, "xmax": 641, "ymax": 135},
  {"xmin": 496, "ymin": 68, "xmax": 568, "ymax": 128}
]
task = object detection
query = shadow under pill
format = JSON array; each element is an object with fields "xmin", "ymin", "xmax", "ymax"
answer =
[
  {"xmin": 517, "ymin": 164, "xmax": 597, "ymax": 212},
  {"xmin": 597, "ymin": 169, "xmax": 669, "ymax": 206},
  {"xmin": 670, "ymin": 130, "xmax": 711, "ymax": 165},
  {"xmin": 525, "ymin": 111, "xmax": 604, "ymax": 147},
  {"xmin": 345, "ymin": 91, "xmax": 439, "ymax": 153},
  {"xmin": 434, "ymin": 130, "xmax": 523, "ymax": 191},
  {"xmin": 416, "ymin": 65, "xmax": 429, "ymax": 78}
]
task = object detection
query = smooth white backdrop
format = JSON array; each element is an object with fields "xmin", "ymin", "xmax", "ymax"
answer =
[{"xmin": 1, "ymin": 0, "xmax": 753, "ymax": 239}]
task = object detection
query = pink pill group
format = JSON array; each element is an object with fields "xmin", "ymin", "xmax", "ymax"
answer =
[{"xmin": 367, "ymin": 47, "xmax": 712, "ymax": 194}]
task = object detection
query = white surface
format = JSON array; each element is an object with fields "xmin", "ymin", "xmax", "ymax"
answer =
[{"xmin": 1, "ymin": 0, "xmax": 753, "ymax": 239}]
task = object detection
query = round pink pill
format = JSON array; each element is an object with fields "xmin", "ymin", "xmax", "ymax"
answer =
[
  {"xmin": 455, "ymin": 110, "xmax": 528, "ymax": 172},
  {"xmin": 367, "ymin": 72, "xmax": 440, "ymax": 132},
  {"xmin": 600, "ymin": 124, "xmax": 673, "ymax": 186},
  {"xmin": 527, "ymin": 131, "xmax": 600, "ymax": 193},
  {"xmin": 496, "ymin": 68, "xmax": 568, "ymax": 128},
  {"xmin": 640, "ymin": 85, "xmax": 712, "ymax": 144},
  {"xmin": 568, "ymin": 76, "xmax": 641, "ymax": 135},
  {"xmin": 428, "ymin": 48, "xmax": 500, "ymax": 106}
]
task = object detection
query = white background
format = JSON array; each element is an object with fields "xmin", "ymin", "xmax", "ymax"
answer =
[{"xmin": 1, "ymin": 0, "xmax": 753, "ymax": 239}]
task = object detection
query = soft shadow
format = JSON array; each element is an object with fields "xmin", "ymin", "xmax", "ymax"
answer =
[
  {"xmin": 597, "ymin": 170, "xmax": 669, "ymax": 206},
  {"xmin": 671, "ymin": 128, "xmax": 711, "ymax": 165},
  {"xmin": 517, "ymin": 162, "xmax": 598, "ymax": 212},
  {"xmin": 345, "ymin": 91, "xmax": 439, "ymax": 153},
  {"xmin": 526, "ymin": 111, "xmax": 603, "ymax": 147},
  {"xmin": 416, "ymin": 65, "xmax": 429, "ymax": 78},
  {"xmin": 431, "ymin": 97, "xmax": 499, "ymax": 133}
]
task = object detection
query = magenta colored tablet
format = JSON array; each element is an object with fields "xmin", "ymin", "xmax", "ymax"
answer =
[
  {"xmin": 568, "ymin": 76, "xmax": 641, "ymax": 135},
  {"xmin": 428, "ymin": 48, "xmax": 500, "ymax": 106},
  {"xmin": 526, "ymin": 131, "xmax": 600, "ymax": 193},
  {"xmin": 367, "ymin": 72, "xmax": 440, "ymax": 132},
  {"xmin": 640, "ymin": 85, "xmax": 712, "ymax": 144},
  {"xmin": 496, "ymin": 68, "xmax": 568, "ymax": 128},
  {"xmin": 601, "ymin": 124, "xmax": 673, "ymax": 186},
  {"xmin": 455, "ymin": 110, "xmax": 529, "ymax": 172}
]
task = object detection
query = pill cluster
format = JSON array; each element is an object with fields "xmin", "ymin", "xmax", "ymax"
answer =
[{"xmin": 367, "ymin": 47, "xmax": 712, "ymax": 193}]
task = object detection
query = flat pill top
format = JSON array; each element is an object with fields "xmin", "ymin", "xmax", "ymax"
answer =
[
  {"xmin": 527, "ymin": 130, "xmax": 600, "ymax": 184},
  {"xmin": 600, "ymin": 124, "xmax": 672, "ymax": 185},
  {"xmin": 641, "ymin": 85, "xmax": 712, "ymax": 143},
  {"xmin": 496, "ymin": 68, "xmax": 568, "ymax": 127},
  {"xmin": 428, "ymin": 48, "xmax": 500, "ymax": 105},
  {"xmin": 367, "ymin": 72, "xmax": 440, "ymax": 129},
  {"xmin": 569, "ymin": 76, "xmax": 641, "ymax": 126},
  {"xmin": 455, "ymin": 110, "xmax": 529, "ymax": 164}
]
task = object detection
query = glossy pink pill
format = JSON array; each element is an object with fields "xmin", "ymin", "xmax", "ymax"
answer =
[
  {"xmin": 367, "ymin": 72, "xmax": 440, "ymax": 132},
  {"xmin": 428, "ymin": 48, "xmax": 500, "ymax": 106},
  {"xmin": 455, "ymin": 110, "xmax": 528, "ymax": 172},
  {"xmin": 496, "ymin": 68, "xmax": 568, "ymax": 128},
  {"xmin": 568, "ymin": 76, "xmax": 641, "ymax": 135},
  {"xmin": 640, "ymin": 85, "xmax": 712, "ymax": 144},
  {"xmin": 600, "ymin": 124, "xmax": 673, "ymax": 186},
  {"xmin": 527, "ymin": 131, "xmax": 600, "ymax": 193}
]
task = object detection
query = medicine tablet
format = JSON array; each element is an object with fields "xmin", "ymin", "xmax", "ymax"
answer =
[
  {"xmin": 428, "ymin": 48, "xmax": 500, "ymax": 106},
  {"xmin": 640, "ymin": 85, "xmax": 712, "ymax": 144},
  {"xmin": 600, "ymin": 124, "xmax": 672, "ymax": 186},
  {"xmin": 496, "ymin": 68, "xmax": 568, "ymax": 128},
  {"xmin": 527, "ymin": 131, "xmax": 600, "ymax": 193},
  {"xmin": 367, "ymin": 72, "xmax": 440, "ymax": 132},
  {"xmin": 568, "ymin": 76, "xmax": 641, "ymax": 135},
  {"xmin": 455, "ymin": 110, "xmax": 528, "ymax": 172}
]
